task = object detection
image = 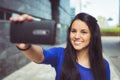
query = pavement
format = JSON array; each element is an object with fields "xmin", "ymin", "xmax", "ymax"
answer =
[
  {"xmin": 3, "ymin": 36, "xmax": 120, "ymax": 80},
  {"xmin": 102, "ymin": 36, "xmax": 120, "ymax": 80}
]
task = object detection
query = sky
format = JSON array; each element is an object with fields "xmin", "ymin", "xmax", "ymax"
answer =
[{"xmin": 70, "ymin": 0, "xmax": 119, "ymax": 26}]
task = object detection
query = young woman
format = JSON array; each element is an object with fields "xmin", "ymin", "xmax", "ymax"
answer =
[{"xmin": 10, "ymin": 13, "xmax": 110, "ymax": 80}]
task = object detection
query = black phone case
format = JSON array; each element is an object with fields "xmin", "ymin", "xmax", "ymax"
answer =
[{"xmin": 10, "ymin": 20, "xmax": 56, "ymax": 45}]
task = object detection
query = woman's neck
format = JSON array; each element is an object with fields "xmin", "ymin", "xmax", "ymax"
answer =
[{"xmin": 76, "ymin": 48, "xmax": 90, "ymax": 68}]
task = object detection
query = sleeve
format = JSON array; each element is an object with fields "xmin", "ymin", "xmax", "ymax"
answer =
[
  {"xmin": 105, "ymin": 60, "xmax": 110, "ymax": 80},
  {"xmin": 42, "ymin": 47, "xmax": 64, "ymax": 68}
]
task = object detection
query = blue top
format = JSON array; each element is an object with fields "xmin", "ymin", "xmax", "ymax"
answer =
[{"xmin": 42, "ymin": 47, "xmax": 110, "ymax": 80}]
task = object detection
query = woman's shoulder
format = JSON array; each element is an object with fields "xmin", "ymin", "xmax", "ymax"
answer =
[
  {"xmin": 104, "ymin": 59, "xmax": 110, "ymax": 68},
  {"xmin": 104, "ymin": 59, "xmax": 110, "ymax": 80}
]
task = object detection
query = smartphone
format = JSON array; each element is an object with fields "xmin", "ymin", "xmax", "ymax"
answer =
[{"xmin": 10, "ymin": 20, "xmax": 56, "ymax": 45}]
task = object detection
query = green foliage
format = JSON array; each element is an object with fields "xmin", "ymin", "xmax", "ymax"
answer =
[{"xmin": 100, "ymin": 27, "xmax": 120, "ymax": 33}]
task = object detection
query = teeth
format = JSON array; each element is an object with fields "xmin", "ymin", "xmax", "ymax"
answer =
[{"xmin": 74, "ymin": 41, "xmax": 82, "ymax": 44}]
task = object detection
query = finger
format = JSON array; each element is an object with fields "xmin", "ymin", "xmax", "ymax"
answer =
[
  {"xmin": 9, "ymin": 14, "xmax": 33, "ymax": 22},
  {"xmin": 16, "ymin": 43, "xmax": 27, "ymax": 48},
  {"xmin": 9, "ymin": 17, "xmax": 18, "ymax": 21},
  {"xmin": 21, "ymin": 14, "xmax": 33, "ymax": 21},
  {"xmin": 9, "ymin": 16, "xmax": 22, "ymax": 22}
]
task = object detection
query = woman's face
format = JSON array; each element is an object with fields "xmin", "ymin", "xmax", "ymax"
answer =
[{"xmin": 70, "ymin": 19, "xmax": 91, "ymax": 51}]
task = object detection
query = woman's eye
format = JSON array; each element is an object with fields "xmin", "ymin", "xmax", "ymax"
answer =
[
  {"xmin": 82, "ymin": 31, "xmax": 87, "ymax": 33},
  {"xmin": 71, "ymin": 29, "xmax": 76, "ymax": 33},
  {"xmin": 81, "ymin": 31, "xmax": 87, "ymax": 34}
]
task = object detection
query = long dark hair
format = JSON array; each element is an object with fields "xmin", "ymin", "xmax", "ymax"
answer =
[{"xmin": 60, "ymin": 13, "xmax": 107, "ymax": 80}]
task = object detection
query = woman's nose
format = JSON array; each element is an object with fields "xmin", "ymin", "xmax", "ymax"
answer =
[{"xmin": 75, "ymin": 32, "xmax": 81, "ymax": 38}]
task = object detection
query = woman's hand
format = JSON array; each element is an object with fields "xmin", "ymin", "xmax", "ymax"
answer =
[
  {"xmin": 9, "ymin": 14, "xmax": 33, "ymax": 22},
  {"xmin": 9, "ymin": 14, "xmax": 33, "ymax": 50}
]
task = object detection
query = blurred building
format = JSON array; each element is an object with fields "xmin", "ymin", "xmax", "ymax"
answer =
[
  {"xmin": 119, "ymin": 0, "xmax": 120, "ymax": 24},
  {"xmin": 0, "ymin": 0, "xmax": 71, "ymax": 24},
  {"xmin": 70, "ymin": 7, "xmax": 75, "ymax": 20},
  {"xmin": 0, "ymin": 0, "xmax": 71, "ymax": 79}
]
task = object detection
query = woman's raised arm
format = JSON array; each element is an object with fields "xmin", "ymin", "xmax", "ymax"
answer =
[{"xmin": 9, "ymin": 14, "xmax": 44, "ymax": 63}]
